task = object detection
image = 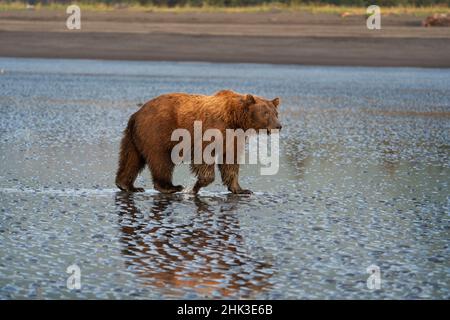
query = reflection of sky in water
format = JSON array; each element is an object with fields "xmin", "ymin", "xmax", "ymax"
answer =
[{"xmin": 0, "ymin": 58, "xmax": 449, "ymax": 299}]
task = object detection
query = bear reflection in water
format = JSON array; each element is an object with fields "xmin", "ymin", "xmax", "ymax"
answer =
[{"xmin": 115, "ymin": 192, "xmax": 273, "ymax": 298}]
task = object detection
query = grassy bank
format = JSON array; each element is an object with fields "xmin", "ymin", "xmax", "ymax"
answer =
[{"xmin": 0, "ymin": 1, "xmax": 449, "ymax": 16}]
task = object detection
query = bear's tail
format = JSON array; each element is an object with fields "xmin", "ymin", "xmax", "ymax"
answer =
[{"xmin": 115, "ymin": 114, "xmax": 146, "ymax": 191}]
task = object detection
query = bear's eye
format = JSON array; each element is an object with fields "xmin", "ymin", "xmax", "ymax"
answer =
[{"xmin": 264, "ymin": 111, "xmax": 269, "ymax": 116}]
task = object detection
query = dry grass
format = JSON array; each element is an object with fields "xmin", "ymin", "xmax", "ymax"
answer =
[{"xmin": 0, "ymin": 1, "xmax": 449, "ymax": 17}]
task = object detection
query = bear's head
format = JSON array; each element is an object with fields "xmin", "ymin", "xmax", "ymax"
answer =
[{"xmin": 242, "ymin": 94, "xmax": 282, "ymax": 132}]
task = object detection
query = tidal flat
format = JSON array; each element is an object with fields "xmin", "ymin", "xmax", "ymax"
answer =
[{"xmin": 0, "ymin": 58, "xmax": 449, "ymax": 299}]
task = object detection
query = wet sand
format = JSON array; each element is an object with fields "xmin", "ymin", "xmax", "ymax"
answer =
[{"xmin": 1, "ymin": 9, "xmax": 449, "ymax": 67}]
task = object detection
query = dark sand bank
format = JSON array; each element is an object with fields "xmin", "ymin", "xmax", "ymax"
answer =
[{"xmin": 1, "ymin": 10, "xmax": 449, "ymax": 67}]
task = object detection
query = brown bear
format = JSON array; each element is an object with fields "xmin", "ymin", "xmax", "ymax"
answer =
[
  {"xmin": 422, "ymin": 14, "xmax": 450, "ymax": 27},
  {"xmin": 115, "ymin": 90, "xmax": 281, "ymax": 194}
]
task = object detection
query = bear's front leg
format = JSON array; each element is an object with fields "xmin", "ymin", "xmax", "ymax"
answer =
[
  {"xmin": 191, "ymin": 164, "xmax": 215, "ymax": 194},
  {"xmin": 218, "ymin": 164, "xmax": 252, "ymax": 194}
]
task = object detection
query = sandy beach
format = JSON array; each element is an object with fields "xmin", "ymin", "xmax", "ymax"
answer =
[{"xmin": 0, "ymin": 9, "xmax": 449, "ymax": 67}]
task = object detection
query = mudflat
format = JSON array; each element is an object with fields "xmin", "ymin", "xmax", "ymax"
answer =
[
  {"xmin": 1, "ymin": 57, "xmax": 449, "ymax": 299},
  {"xmin": 0, "ymin": 9, "xmax": 449, "ymax": 67}
]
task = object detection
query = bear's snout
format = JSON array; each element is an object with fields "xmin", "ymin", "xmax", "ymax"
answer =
[{"xmin": 271, "ymin": 119, "xmax": 282, "ymax": 131}]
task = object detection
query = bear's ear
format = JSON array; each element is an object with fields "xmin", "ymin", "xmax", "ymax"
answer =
[
  {"xmin": 243, "ymin": 94, "xmax": 256, "ymax": 111},
  {"xmin": 272, "ymin": 97, "xmax": 280, "ymax": 108}
]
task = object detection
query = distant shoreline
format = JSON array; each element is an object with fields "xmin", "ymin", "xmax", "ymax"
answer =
[
  {"xmin": 1, "ymin": 10, "xmax": 449, "ymax": 68},
  {"xmin": 1, "ymin": 3, "xmax": 449, "ymax": 16}
]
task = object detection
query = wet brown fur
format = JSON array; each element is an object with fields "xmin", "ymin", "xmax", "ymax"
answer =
[{"xmin": 115, "ymin": 90, "xmax": 281, "ymax": 194}]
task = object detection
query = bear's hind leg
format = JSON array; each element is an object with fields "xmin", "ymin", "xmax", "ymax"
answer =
[
  {"xmin": 115, "ymin": 133, "xmax": 146, "ymax": 192},
  {"xmin": 147, "ymin": 152, "xmax": 183, "ymax": 194},
  {"xmin": 191, "ymin": 164, "xmax": 215, "ymax": 194}
]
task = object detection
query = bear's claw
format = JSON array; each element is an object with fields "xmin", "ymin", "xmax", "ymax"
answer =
[
  {"xmin": 231, "ymin": 188, "xmax": 253, "ymax": 195},
  {"xmin": 154, "ymin": 184, "xmax": 184, "ymax": 194},
  {"xmin": 116, "ymin": 182, "xmax": 145, "ymax": 193}
]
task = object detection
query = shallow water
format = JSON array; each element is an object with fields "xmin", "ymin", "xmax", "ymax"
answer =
[{"xmin": 0, "ymin": 58, "xmax": 449, "ymax": 299}]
